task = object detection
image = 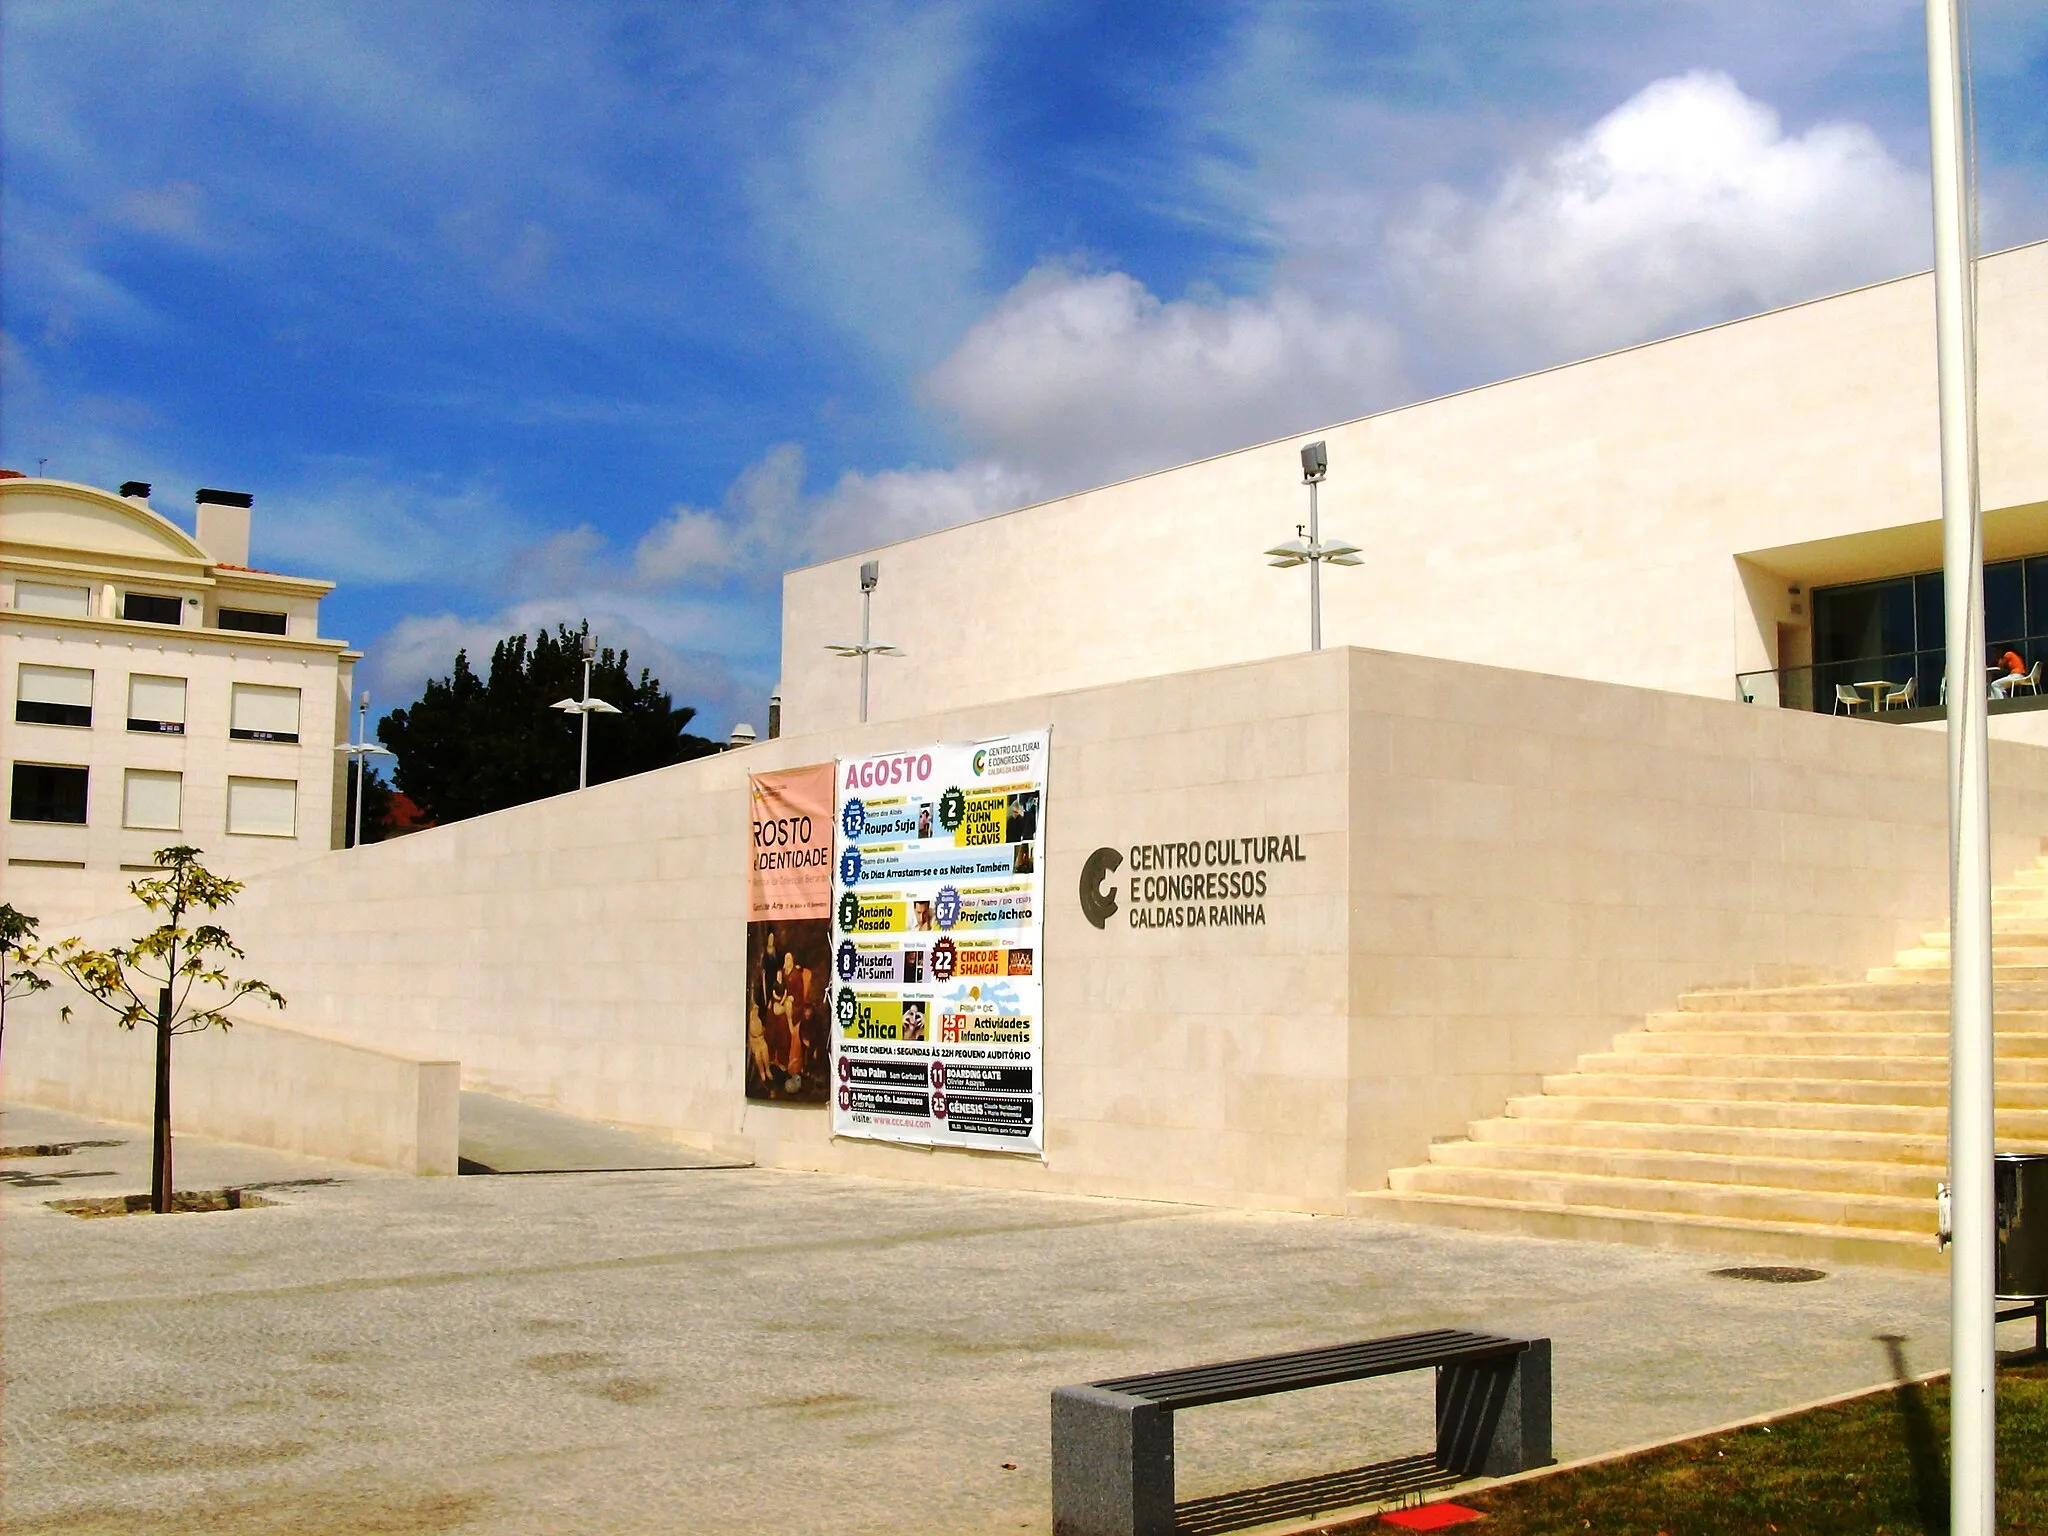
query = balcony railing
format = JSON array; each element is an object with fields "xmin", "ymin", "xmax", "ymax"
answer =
[{"xmin": 1738, "ymin": 638, "xmax": 2048, "ymax": 719}]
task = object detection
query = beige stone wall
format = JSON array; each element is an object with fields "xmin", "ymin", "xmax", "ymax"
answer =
[
  {"xmin": 779, "ymin": 242, "xmax": 2048, "ymax": 743},
  {"xmin": 1343, "ymin": 650, "xmax": 2048, "ymax": 1191},
  {"xmin": 23, "ymin": 647, "xmax": 2048, "ymax": 1212},
  {"xmin": 2, "ymin": 1008, "xmax": 458, "ymax": 1175}
]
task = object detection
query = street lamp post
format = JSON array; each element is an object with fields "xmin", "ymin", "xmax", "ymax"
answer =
[
  {"xmin": 1924, "ymin": 2, "xmax": 1995, "ymax": 1531},
  {"xmin": 551, "ymin": 631, "xmax": 622, "ymax": 791},
  {"xmin": 1264, "ymin": 441, "xmax": 1361, "ymax": 651},
  {"xmin": 825, "ymin": 559, "xmax": 902, "ymax": 723},
  {"xmin": 334, "ymin": 691, "xmax": 392, "ymax": 849}
]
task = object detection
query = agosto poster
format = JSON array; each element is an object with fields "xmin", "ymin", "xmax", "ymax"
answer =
[
  {"xmin": 829, "ymin": 730, "xmax": 1048, "ymax": 1156},
  {"xmin": 745, "ymin": 764, "xmax": 835, "ymax": 1104}
]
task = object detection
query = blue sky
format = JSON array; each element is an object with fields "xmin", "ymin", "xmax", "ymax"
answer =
[{"xmin": 5, "ymin": 2, "xmax": 2046, "ymax": 735}]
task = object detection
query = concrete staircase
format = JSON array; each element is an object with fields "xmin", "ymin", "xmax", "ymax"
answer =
[{"xmin": 1356, "ymin": 844, "xmax": 2048, "ymax": 1269}]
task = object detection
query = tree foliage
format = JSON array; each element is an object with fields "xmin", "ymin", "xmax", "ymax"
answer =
[
  {"xmin": 378, "ymin": 623, "xmax": 719, "ymax": 826},
  {"xmin": 49, "ymin": 847, "xmax": 284, "ymax": 1037},
  {"xmin": 48, "ymin": 846, "xmax": 283, "ymax": 1213},
  {"xmin": 0, "ymin": 902, "xmax": 51, "ymax": 1079}
]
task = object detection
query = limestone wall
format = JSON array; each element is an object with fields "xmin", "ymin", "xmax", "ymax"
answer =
[
  {"xmin": 779, "ymin": 242, "xmax": 2048, "ymax": 740},
  {"xmin": 13, "ymin": 646, "xmax": 2048, "ymax": 1211},
  {"xmin": 2, "ymin": 1010, "xmax": 458, "ymax": 1175}
]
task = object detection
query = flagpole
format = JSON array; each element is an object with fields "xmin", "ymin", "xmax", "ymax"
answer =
[{"xmin": 1925, "ymin": 2, "xmax": 1994, "ymax": 1531}]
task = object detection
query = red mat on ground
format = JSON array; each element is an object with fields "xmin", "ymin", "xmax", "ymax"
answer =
[{"xmin": 1380, "ymin": 1502, "xmax": 1483, "ymax": 1530}]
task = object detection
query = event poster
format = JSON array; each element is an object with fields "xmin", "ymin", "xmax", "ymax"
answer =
[
  {"xmin": 829, "ymin": 731, "xmax": 1048, "ymax": 1156},
  {"xmin": 745, "ymin": 765, "xmax": 834, "ymax": 1103}
]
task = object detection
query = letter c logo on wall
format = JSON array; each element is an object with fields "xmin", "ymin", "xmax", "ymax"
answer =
[{"xmin": 1079, "ymin": 846, "xmax": 1123, "ymax": 930}]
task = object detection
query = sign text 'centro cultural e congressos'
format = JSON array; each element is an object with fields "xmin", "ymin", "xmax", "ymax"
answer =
[{"xmin": 829, "ymin": 731, "xmax": 1048, "ymax": 1157}]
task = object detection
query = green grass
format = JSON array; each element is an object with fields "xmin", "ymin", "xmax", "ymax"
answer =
[{"xmin": 1455, "ymin": 1360, "xmax": 2048, "ymax": 1536}]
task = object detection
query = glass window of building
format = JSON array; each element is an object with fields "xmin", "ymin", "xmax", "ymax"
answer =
[
  {"xmin": 121, "ymin": 591, "xmax": 185, "ymax": 625},
  {"xmin": 13, "ymin": 581, "xmax": 92, "ymax": 617},
  {"xmin": 226, "ymin": 776, "xmax": 296, "ymax": 837},
  {"xmin": 218, "ymin": 608, "xmax": 289, "ymax": 635},
  {"xmin": 123, "ymin": 769, "xmax": 183, "ymax": 831},
  {"xmin": 16, "ymin": 664, "xmax": 93, "ymax": 727},
  {"xmin": 127, "ymin": 674, "xmax": 188, "ymax": 734},
  {"xmin": 10, "ymin": 763, "xmax": 88, "ymax": 823},
  {"xmin": 229, "ymin": 683, "xmax": 301, "ymax": 743},
  {"xmin": 1808, "ymin": 553, "xmax": 2048, "ymax": 710}
]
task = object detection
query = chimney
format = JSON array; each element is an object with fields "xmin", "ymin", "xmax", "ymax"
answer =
[
  {"xmin": 120, "ymin": 481, "xmax": 153, "ymax": 506},
  {"xmin": 195, "ymin": 487, "xmax": 253, "ymax": 567}
]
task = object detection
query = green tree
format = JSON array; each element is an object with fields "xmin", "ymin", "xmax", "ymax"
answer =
[
  {"xmin": 343, "ymin": 762, "xmax": 397, "ymax": 845},
  {"xmin": 49, "ymin": 847, "xmax": 284, "ymax": 1214},
  {"xmin": 377, "ymin": 622, "xmax": 719, "ymax": 825},
  {"xmin": 0, "ymin": 903, "xmax": 51, "ymax": 1082}
]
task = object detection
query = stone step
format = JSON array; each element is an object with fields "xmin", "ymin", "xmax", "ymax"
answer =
[
  {"xmin": 1424, "ymin": 1138, "xmax": 1942, "ymax": 1200},
  {"xmin": 1466, "ymin": 1114, "xmax": 1965, "ymax": 1165},
  {"xmin": 1919, "ymin": 931, "xmax": 2048, "ymax": 949},
  {"xmin": 1387, "ymin": 1163, "xmax": 1930, "ymax": 1234},
  {"xmin": 1679, "ymin": 982, "xmax": 2048, "ymax": 1011},
  {"xmin": 1574, "ymin": 1051, "xmax": 2048, "ymax": 1085},
  {"xmin": 1646, "ymin": 1008, "xmax": 2048, "ymax": 1034},
  {"xmin": 1503, "ymin": 1092, "xmax": 2048, "ymax": 1138},
  {"xmin": 1894, "ymin": 945, "xmax": 2048, "ymax": 967},
  {"xmin": 1534, "ymin": 1072, "xmax": 2048, "ymax": 1109},
  {"xmin": 1350, "ymin": 1191, "xmax": 1944, "ymax": 1272},
  {"xmin": 1868, "ymin": 964, "xmax": 2048, "ymax": 984},
  {"xmin": 1617, "ymin": 1029, "xmax": 2048, "ymax": 1059}
]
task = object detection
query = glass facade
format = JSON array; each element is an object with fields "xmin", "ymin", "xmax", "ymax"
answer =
[{"xmin": 1807, "ymin": 553, "xmax": 2048, "ymax": 711}]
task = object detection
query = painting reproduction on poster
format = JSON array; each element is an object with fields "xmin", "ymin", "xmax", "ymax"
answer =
[
  {"xmin": 746, "ymin": 764, "xmax": 834, "ymax": 1103},
  {"xmin": 829, "ymin": 731, "xmax": 1047, "ymax": 1155}
]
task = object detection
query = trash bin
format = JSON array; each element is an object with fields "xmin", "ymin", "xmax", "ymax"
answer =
[{"xmin": 1996, "ymin": 1153, "xmax": 2048, "ymax": 1299}]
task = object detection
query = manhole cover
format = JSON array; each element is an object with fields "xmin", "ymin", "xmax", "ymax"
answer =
[{"xmin": 1711, "ymin": 1265, "xmax": 1829, "ymax": 1284}]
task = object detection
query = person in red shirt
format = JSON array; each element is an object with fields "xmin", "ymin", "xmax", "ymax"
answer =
[{"xmin": 1993, "ymin": 649, "xmax": 2030, "ymax": 698}]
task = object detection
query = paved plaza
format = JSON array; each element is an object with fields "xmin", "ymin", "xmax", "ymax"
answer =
[{"xmin": 3, "ymin": 1102, "xmax": 1969, "ymax": 1536}]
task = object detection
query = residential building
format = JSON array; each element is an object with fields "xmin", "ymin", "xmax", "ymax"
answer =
[{"xmin": 1, "ymin": 474, "xmax": 356, "ymax": 921}]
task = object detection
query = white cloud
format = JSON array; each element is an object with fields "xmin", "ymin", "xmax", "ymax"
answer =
[
  {"xmin": 631, "ymin": 442, "xmax": 1036, "ymax": 583},
  {"xmin": 257, "ymin": 469, "xmax": 532, "ymax": 589},
  {"xmin": 1385, "ymin": 71, "xmax": 1930, "ymax": 372},
  {"xmin": 923, "ymin": 263, "xmax": 1407, "ymax": 488}
]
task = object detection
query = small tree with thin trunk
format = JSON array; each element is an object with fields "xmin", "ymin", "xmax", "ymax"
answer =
[
  {"xmin": 49, "ymin": 846, "xmax": 284, "ymax": 1213},
  {"xmin": 0, "ymin": 903, "xmax": 51, "ymax": 1083}
]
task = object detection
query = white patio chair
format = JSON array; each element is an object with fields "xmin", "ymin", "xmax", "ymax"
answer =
[
  {"xmin": 1833, "ymin": 684, "xmax": 1862, "ymax": 715},
  {"xmin": 1882, "ymin": 676, "xmax": 1916, "ymax": 710},
  {"xmin": 2017, "ymin": 661, "xmax": 2044, "ymax": 697}
]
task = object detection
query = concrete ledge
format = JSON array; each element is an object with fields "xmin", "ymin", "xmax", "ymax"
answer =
[{"xmin": 1, "ymin": 1006, "xmax": 459, "ymax": 1175}]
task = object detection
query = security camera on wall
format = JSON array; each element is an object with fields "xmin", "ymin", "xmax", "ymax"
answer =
[
  {"xmin": 860, "ymin": 560, "xmax": 879, "ymax": 592},
  {"xmin": 1300, "ymin": 441, "xmax": 1328, "ymax": 482}
]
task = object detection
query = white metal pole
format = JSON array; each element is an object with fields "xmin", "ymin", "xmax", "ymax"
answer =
[
  {"xmin": 578, "ymin": 655, "xmax": 593, "ymax": 790},
  {"xmin": 1926, "ymin": 2, "xmax": 1995, "ymax": 1530},
  {"xmin": 1309, "ymin": 477, "xmax": 1322, "ymax": 653},
  {"xmin": 352, "ymin": 695, "xmax": 367, "ymax": 850},
  {"xmin": 859, "ymin": 587, "xmax": 872, "ymax": 724}
]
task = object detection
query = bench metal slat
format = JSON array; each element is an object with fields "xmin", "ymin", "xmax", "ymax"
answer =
[{"xmin": 1093, "ymin": 1329, "xmax": 1527, "ymax": 1409}]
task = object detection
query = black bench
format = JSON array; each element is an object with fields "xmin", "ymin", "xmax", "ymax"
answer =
[{"xmin": 1050, "ymin": 1328, "xmax": 1551, "ymax": 1536}]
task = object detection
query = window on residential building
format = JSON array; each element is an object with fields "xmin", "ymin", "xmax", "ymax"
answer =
[
  {"xmin": 123, "ymin": 769, "xmax": 183, "ymax": 831},
  {"xmin": 121, "ymin": 591, "xmax": 184, "ymax": 626},
  {"xmin": 218, "ymin": 608, "xmax": 289, "ymax": 635},
  {"xmin": 229, "ymin": 683, "xmax": 301, "ymax": 743},
  {"xmin": 127, "ymin": 674, "xmax": 188, "ymax": 734},
  {"xmin": 10, "ymin": 763, "xmax": 88, "ymax": 824},
  {"xmin": 16, "ymin": 664, "xmax": 93, "ymax": 727},
  {"xmin": 13, "ymin": 581, "xmax": 92, "ymax": 617},
  {"xmin": 226, "ymin": 776, "xmax": 296, "ymax": 837}
]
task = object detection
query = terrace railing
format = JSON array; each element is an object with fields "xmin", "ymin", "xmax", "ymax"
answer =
[{"xmin": 1738, "ymin": 637, "xmax": 2048, "ymax": 718}]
